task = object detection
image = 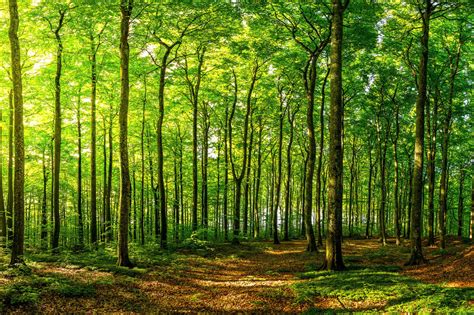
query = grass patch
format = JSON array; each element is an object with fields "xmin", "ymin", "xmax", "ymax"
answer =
[{"xmin": 293, "ymin": 268, "xmax": 474, "ymax": 312}]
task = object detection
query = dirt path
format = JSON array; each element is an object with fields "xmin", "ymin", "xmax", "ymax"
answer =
[{"xmin": 120, "ymin": 241, "xmax": 313, "ymax": 313}]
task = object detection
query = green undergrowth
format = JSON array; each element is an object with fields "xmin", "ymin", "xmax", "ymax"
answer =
[
  {"xmin": 0, "ymin": 272, "xmax": 96, "ymax": 310},
  {"xmin": 293, "ymin": 266, "xmax": 474, "ymax": 313}
]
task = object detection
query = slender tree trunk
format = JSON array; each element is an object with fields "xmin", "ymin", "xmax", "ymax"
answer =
[
  {"xmin": 117, "ymin": 0, "xmax": 133, "ymax": 267},
  {"xmin": 273, "ymin": 94, "xmax": 285, "ymax": 245},
  {"xmin": 90, "ymin": 32, "xmax": 99, "ymax": 248},
  {"xmin": 349, "ymin": 136, "xmax": 355, "ymax": 237},
  {"xmin": 243, "ymin": 123, "xmax": 253, "ymax": 237},
  {"xmin": 223, "ymin": 107, "xmax": 229, "ymax": 241},
  {"xmin": 8, "ymin": 0, "xmax": 25, "ymax": 265},
  {"xmin": 140, "ymin": 78, "xmax": 147, "ymax": 245},
  {"xmin": 427, "ymin": 87, "xmax": 439, "ymax": 245},
  {"xmin": 7, "ymin": 90, "xmax": 13, "ymax": 248},
  {"xmin": 303, "ymin": 54, "xmax": 318, "ymax": 252},
  {"xmin": 77, "ymin": 98, "xmax": 84, "ymax": 248},
  {"xmin": 393, "ymin": 103, "xmax": 401, "ymax": 246},
  {"xmin": 156, "ymin": 44, "xmax": 178, "ymax": 249},
  {"xmin": 202, "ymin": 102, "xmax": 210, "ymax": 238},
  {"xmin": 0, "ymin": 109, "xmax": 5, "ymax": 247},
  {"xmin": 147, "ymin": 127, "xmax": 159, "ymax": 241},
  {"xmin": 254, "ymin": 116, "xmax": 263, "ymax": 239},
  {"xmin": 457, "ymin": 168, "xmax": 465, "ymax": 237},
  {"xmin": 41, "ymin": 149, "xmax": 48, "ymax": 249},
  {"xmin": 439, "ymin": 35, "xmax": 462, "ymax": 250},
  {"xmin": 470, "ymin": 177, "xmax": 473, "ymax": 241},
  {"xmin": 229, "ymin": 67, "xmax": 257, "ymax": 245},
  {"xmin": 51, "ymin": 10, "xmax": 66, "ymax": 253},
  {"xmin": 406, "ymin": 0, "xmax": 431, "ymax": 266},
  {"xmin": 316, "ymin": 67, "xmax": 329, "ymax": 246},
  {"xmin": 366, "ymin": 144, "xmax": 373, "ymax": 239},
  {"xmin": 284, "ymin": 107, "xmax": 296, "ymax": 241},
  {"xmin": 105, "ymin": 114, "xmax": 113, "ymax": 242},
  {"xmin": 324, "ymin": 0, "xmax": 347, "ymax": 271}
]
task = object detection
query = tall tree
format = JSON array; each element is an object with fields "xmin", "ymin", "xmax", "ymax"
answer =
[
  {"xmin": 89, "ymin": 22, "xmax": 107, "ymax": 248},
  {"xmin": 439, "ymin": 30, "xmax": 462, "ymax": 250},
  {"xmin": 406, "ymin": 0, "xmax": 432, "ymax": 266},
  {"xmin": 117, "ymin": 0, "xmax": 133, "ymax": 267},
  {"xmin": 47, "ymin": 8, "xmax": 66, "ymax": 253},
  {"xmin": 324, "ymin": 0, "xmax": 349, "ymax": 271},
  {"xmin": 0, "ymin": 109, "xmax": 5, "ymax": 247},
  {"xmin": 8, "ymin": 0, "xmax": 25, "ymax": 266}
]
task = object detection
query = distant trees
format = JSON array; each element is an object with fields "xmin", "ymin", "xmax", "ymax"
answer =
[{"xmin": 0, "ymin": 1, "xmax": 471, "ymax": 268}]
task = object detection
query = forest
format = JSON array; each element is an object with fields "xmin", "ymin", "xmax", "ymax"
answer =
[{"xmin": 0, "ymin": 0, "xmax": 473, "ymax": 313}]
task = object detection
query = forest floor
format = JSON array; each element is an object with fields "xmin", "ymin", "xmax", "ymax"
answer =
[{"xmin": 0, "ymin": 237, "xmax": 473, "ymax": 313}]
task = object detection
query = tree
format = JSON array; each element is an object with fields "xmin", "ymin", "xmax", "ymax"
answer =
[
  {"xmin": 324, "ymin": 0, "xmax": 349, "ymax": 271},
  {"xmin": 47, "ymin": 8, "xmax": 66, "ymax": 253},
  {"xmin": 439, "ymin": 29, "xmax": 462, "ymax": 249},
  {"xmin": 406, "ymin": 0, "xmax": 432, "ymax": 266},
  {"xmin": 117, "ymin": 0, "xmax": 134, "ymax": 268},
  {"xmin": 8, "ymin": 0, "xmax": 25, "ymax": 266}
]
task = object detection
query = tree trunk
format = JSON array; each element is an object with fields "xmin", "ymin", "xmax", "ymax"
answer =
[
  {"xmin": 51, "ymin": 10, "xmax": 66, "ymax": 253},
  {"xmin": 140, "ymin": 77, "xmax": 147, "ymax": 245},
  {"xmin": 439, "ymin": 34, "xmax": 462, "ymax": 250},
  {"xmin": 366, "ymin": 143, "xmax": 373, "ymax": 238},
  {"xmin": 105, "ymin": 113, "xmax": 113, "ymax": 242},
  {"xmin": 316, "ymin": 67, "xmax": 330, "ymax": 246},
  {"xmin": 284, "ymin": 106, "xmax": 297, "ymax": 241},
  {"xmin": 117, "ymin": 0, "xmax": 133, "ymax": 267},
  {"xmin": 303, "ymin": 54, "xmax": 318, "ymax": 253},
  {"xmin": 393, "ymin": 102, "xmax": 401, "ymax": 246},
  {"xmin": 254, "ymin": 116, "xmax": 263, "ymax": 239},
  {"xmin": 188, "ymin": 49, "xmax": 205, "ymax": 233},
  {"xmin": 406, "ymin": 0, "xmax": 431, "ymax": 266},
  {"xmin": 229, "ymin": 66, "xmax": 257, "ymax": 245},
  {"xmin": 41, "ymin": 149, "xmax": 48, "ymax": 249},
  {"xmin": 7, "ymin": 90, "xmax": 13, "ymax": 248},
  {"xmin": 243, "ymin": 122, "xmax": 253, "ymax": 237},
  {"xmin": 89, "ymin": 31, "xmax": 99, "ymax": 247},
  {"xmin": 8, "ymin": 0, "xmax": 25, "ymax": 266},
  {"xmin": 223, "ymin": 107, "xmax": 229, "ymax": 240},
  {"xmin": 457, "ymin": 168, "xmax": 465, "ymax": 237},
  {"xmin": 324, "ymin": 0, "xmax": 347, "ymax": 271},
  {"xmin": 427, "ymin": 86, "xmax": 439, "ymax": 246},
  {"xmin": 0, "ymin": 109, "xmax": 5, "ymax": 247},
  {"xmin": 470, "ymin": 177, "xmax": 473, "ymax": 241},
  {"xmin": 202, "ymin": 101, "xmax": 210, "ymax": 238},
  {"xmin": 77, "ymin": 97, "xmax": 84, "ymax": 248},
  {"xmin": 273, "ymin": 91, "xmax": 285, "ymax": 245}
]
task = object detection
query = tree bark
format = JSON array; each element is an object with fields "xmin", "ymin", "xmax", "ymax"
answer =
[
  {"xmin": 8, "ymin": 0, "xmax": 25, "ymax": 266},
  {"xmin": 457, "ymin": 168, "xmax": 465, "ymax": 237},
  {"xmin": 7, "ymin": 90, "xmax": 13, "ymax": 248},
  {"xmin": 324, "ymin": 0, "xmax": 348, "ymax": 271},
  {"xmin": 51, "ymin": 10, "xmax": 66, "ymax": 253},
  {"xmin": 316, "ymin": 67, "xmax": 330, "ymax": 246},
  {"xmin": 0, "ymin": 109, "xmax": 5, "ymax": 247},
  {"xmin": 77, "ymin": 96, "xmax": 84, "ymax": 248},
  {"xmin": 406, "ymin": 0, "xmax": 431, "ymax": 266},
  {"xmin": 117, "ymin": 0, "xmax": 133, "ymax": 267},
  {"xmin": 427, "ymin": 86, "xmax": 439, "ymax": 246},
  {"xmin": 439, "ymin": 34, "xmax": 462, "ymax": 250}
]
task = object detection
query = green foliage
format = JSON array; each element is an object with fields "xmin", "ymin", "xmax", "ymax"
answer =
[
  {"xmin": 49, "ymin": 280, "xmax": 95, "ymax": 298},
  {"xmin": 293, "ymin": 268, "xmax": 474, "ymax": 312},
  {"xmin": 1, "ymin": 282, "xmax": 40, "ymax": 307}
]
